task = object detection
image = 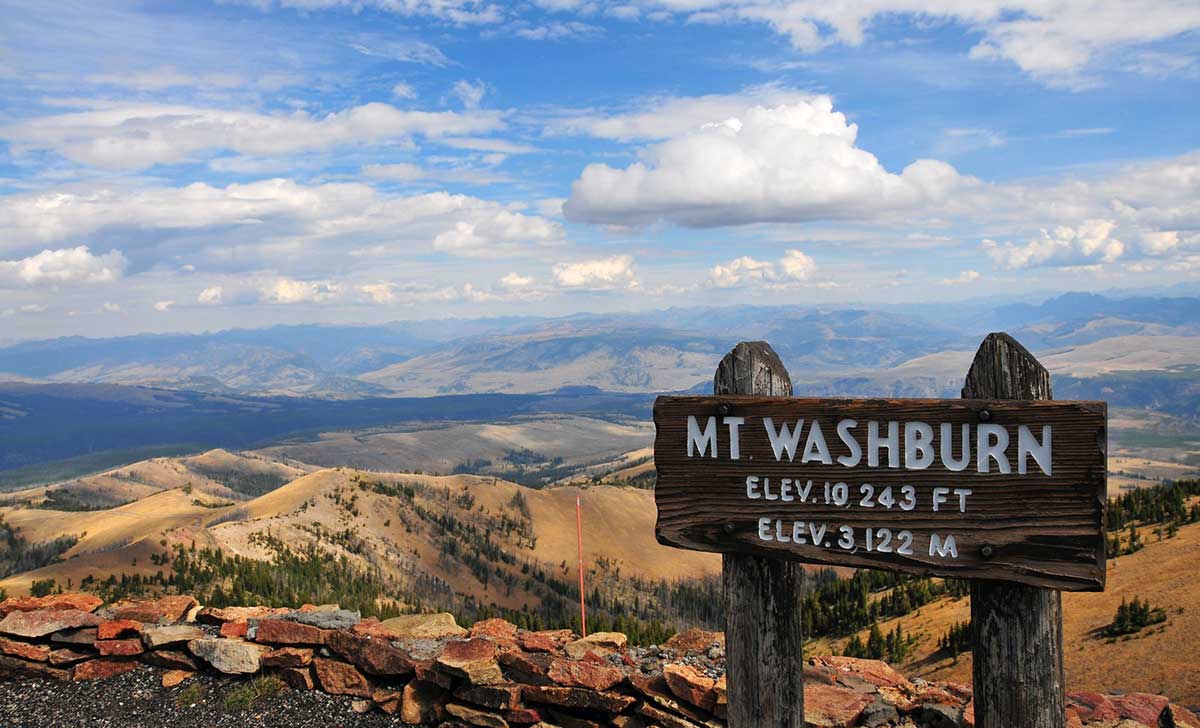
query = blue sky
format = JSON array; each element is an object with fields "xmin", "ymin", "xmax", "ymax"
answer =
[{"xmin": 1, "ymin": 0, "xmax": 1198, "ymax": 339}]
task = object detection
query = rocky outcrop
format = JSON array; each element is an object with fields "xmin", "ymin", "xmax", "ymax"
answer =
[{"xmin": 0, "ymin": 591, "xmax": 1195, "ymax": 728}]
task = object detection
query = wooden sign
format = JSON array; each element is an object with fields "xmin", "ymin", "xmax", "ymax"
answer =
[{"xmin": 654, "ymin": 395, "xmax": 1108, "ymax": 591}]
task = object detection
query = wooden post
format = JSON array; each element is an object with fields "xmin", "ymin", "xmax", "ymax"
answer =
[
  {"xmin": 963, "ymin": 332, "xmax": 1065, "ymax": 728},
  {"xmin": 715, "ymin": 342, "xmax": 805, "ymax": 728}
]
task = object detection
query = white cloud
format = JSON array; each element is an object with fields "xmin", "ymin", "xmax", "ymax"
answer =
[
  {"xmin": 553, "ymin": 254, "xmax": 637, "ymax": 290},
  {"xmin": 263, "ymin": 278, "xmax": 340, "ymax": 304},
  {"xmin": 565, "ymin": 97, "xmax": 967, "ymax": 227},
  {"xmin": 154, "ymin": 300, "xmax": 175, "ymax": 312},
  {"xmin": 1, "ymin": 101, "xmax": 504, "ymax": 170},
  {"xmin": 982, "ymin": 220, "xmax": 1126, "ymax": 269},
  {"xmin": 450, "ymin": 79, "xmax": 487, "ymax": 110},
  {"xmin": 230, "ymin": 0, "xmax": 504, "ymax": 25},
  {"xmin": 197, "ymin": 286, "xmax": 224, "ymax": 305},
  {"xmin": 102, "ymin": 301, "xmax": 123, "ymax": 313},
  {"xmin": 432, "ymin": 210, "xmax": 563, "ymax": 257},
  {"xmin": 392, "ymin": 82, "xmax": 418, "ymax": 99},
  {"xmin": 0, "ymin": 246, "xmax": 126, "ymax": 288},
  {"xmin": 500, "ymin": 272, "xmax": 536, "ymax": 288},
  {"xmin": 940, "ymin": 270, "xmax": 981, "ymax": 285},
  {"xmin": 85, "ymin": 67, "xmax": 245, "ymax": 90},
  {"xmin": 709, "ymin": 249, "xmax": 816, "ymax": 288}
]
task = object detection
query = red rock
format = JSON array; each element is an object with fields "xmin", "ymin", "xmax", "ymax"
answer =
[
  {"xmin": 811, "ymin": 656, "xmax": 911, "ymax": 690},
  {"xmin": 140, "ymin": 624, "xmax": 204, "ymax": 649},
  {"xmin": 110, "ymin": 595, "xmax": 197, "ymax": 624},
  {"xmin": 141, "ymin": 650, "xmax": 198, "ymax": 671},
  {"xmin": 96, "ymin": 638, "xmax": 143, "ymax": 656},
  {"xmin": 498, "ymin": 650, "xmax": 553, "ymax": 684},
  {"xmin": 1067, "ymin": 691, "xmax": 1120, "ymax": 722},
  {"xmin": 276, "ymin": 666, "xmax": 315, "ymax": 690},
  {"xmin": 161, "ymin": 669, "xmax": 192, "ymax": 688},
  {"xmin": 504, "ymin": 707, "xmax": 543, "ymax": 724},
  {"xmin": 50, "ymin": 627, "xmax": 97, "ymax": 645},
  {"xmin": 563, "ymin": 632, "xmax": 626, "ymax": 660},
  {"xmin": 402, "ymin": 679, "xmax": 448, "ymax": 724},
  {"xmin": 373, "ymin": 687, "xmax": 403, "ymax": 715},
  {"xmin": 252, "ymin": 618, "xmax": 327, "ymax": 645},
  {"xmin": 804, "ymin": 683, "xmax": 875, "ymax": 728},
  {"xmin": 471, "ymin": 618, "xmax": 518, "ymax": 641},
  {"xmin": 0, "ymin": 654, "xmax": 70, "ymax": 680},
  {"xmin": 714, "ymin": 675, "xmax": 727, "ymax": 719},
  {"xmin": 1066, "ymin": 706, "xmax": 1084, "ymax": 728},
  {"xmin": 445, "ymin": 702, "xmax": 509, "ymax": 728},
  {"xmin": 313, "ymin": 658, "xmax": 371, "ymax": 697},
  {"xmin": 663, "ymin": 663, "xmax": 716, "ymax": 712},
  {"xmin": 220, "ymin": 621, "xmax": 248, "ymax": 639},
  {"xmin": 610, "ymin": 716, "xmax": 647, "ymax": 728},
  {"xmin": 298, "ymin": 603, "xmax": 339, "ymax": 612},
  {"xmin": 0, "ymin": 609, "xmax": 103, "ymax": 638},
  {"xmin": 196, "ymin": 605, "xmax": 288, "ymax": 624},
  {"xmin": 1111, "ymin": 693, "xmax": 1171, "ymax": 725},
  {"xmin": 261, "ymin": 646, "xmax": 313, "ymax": 668},
  {"xmin": 546, "ymin": 658, "xmax": 623, "ymax": 691},
  {"xmin": 0, "ymin": 636, "xmax": 50, "ymax": 662},
  {"xmin": 0, "ymin": 593, "xmax": 103, "ymax": 617},
  {"xmin": 963, "ymin": 698, "xmax": 975, "ymax": 728},
  {"xmin": 522, "ymin": 685, "xmax": 635, "ymax": 713},
  {"xmin": 662, "ymin": 628, "xmax": 724, "ymax": 654},
  {"xmin": 413, "ymin": 658, "xmax": 456, "ymax": 689},
  {"xmin": 97, "ymin": 620, "xmax": 142, "ymax": 640},
  {"xmin": 637, "ymin": 700, "xmax": 704, "ymax": 728},
  {"xmin": 516, "ymin": 631, "xmax": 558, "ymax": 653},
  {"xmin": 325, "ymin": 629, "xmax": 414, "ymax": 675},
  {"xmin": 454, "ymin": 683, "xmax": 523, "ymax": 710},
  {"xmin": 48, "ymin": 648, "xmax": 92, "ymax": 666},
  {"xmin": 1172, "ymin": 704, "xmax": 1200, "ymax": 728},
  {"xmin": 72, "ymin": 658, "xmax": 138, "ymax": 681},
  {"xmin": 627, "ymin": 672, "xmax": 716, "ymax": 725},
  {"xmin": 438, "ymin": 637, "xmax": 503, "ymax": 685}
]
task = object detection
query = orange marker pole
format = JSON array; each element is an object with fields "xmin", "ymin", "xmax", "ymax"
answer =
[{"xmin": 576, "ymin": 493, "xmax": 587, "ymax": 637}]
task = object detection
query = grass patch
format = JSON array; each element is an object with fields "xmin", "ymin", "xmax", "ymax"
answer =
[
  {"xmin": 175, "ymin": 682, "xmax": 206, "ymax": 707},
  {"xmin": 223, "ymin": 676, "xmax": 286, "ymax": 711}
]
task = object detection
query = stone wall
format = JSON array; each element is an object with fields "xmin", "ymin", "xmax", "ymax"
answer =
[{"xmin": 0, "ymin": 592, "xmax": 1195, "ymax": 728}]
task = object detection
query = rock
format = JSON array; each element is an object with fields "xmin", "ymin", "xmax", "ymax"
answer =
[
  {"xmin": 142, "ymin": 649, "xmax": 199, "ymax": 670},
  {"xmin": 110, "ymin": 595, "xmax": 197, "ymax": 624},
  {"xmin": 283, "ymin": 609, "xmax": 360, "ymax": 631},
  {"xmin": 0, "ymin": 609, "xmax": 103, "ymax": 638},
  {"xmin": 325, "ymin": 628, "xmax": 414, "ymax": 675},
  {"xmin": 663, "ymin": 663, "xmax": 716, "ymax": 712},
  {"xmin": 713, "ymin": 675, "xmax": 727, "ymax": 719},
  {"xmin": 803, "ymin": 683, "xmax": 875, "ymax": 728},
  {"xmin": 0, "ymin": 592, "xmax": 103, "ymax": 617},
  {"xmin": 97, "ymin": 619, "xmax": 142, "ymax": 640},
  {"xmin": 504, "ymin": 707, "xmax": 544, "ymax": 725},
  {"xmin": 48, "ymin": 648, "xmax": 92, "ymax": 666},
  {"xmin": 1171, "ymin": 704, "xmax": 1200, "ymax": 728},
  {"xmin": 446, "ymin": 702, "xmax": 510, "ymax": 728},
  {"xmin": 0, "ymin": 654, "xmax": 70, "ymax": 681},
  {"xmin": 0, "ymin": 636, "xmax": 50, "ymax": 662},
  {"xmin": 610, "ymin": 716, "xmax": 646, "ymax": 728},
  {"xmin": 184, "ymin": 604, "xmax": 202, "ymax": 623},
  {"xmin": 517, "ymin": 631, "xmax": 559, "ymax": 653},
  {"xmin": 414, "ymin": 658, "xmax": 456, "ymax": 689},
  {"xmin": 96, "ymin": 638, "xmax": 143, "ymax": 657},
  {"xmin": 187, "ymin": 638, "xmax": 264, "ymax": 674},
  {"xmin": 251, "ymin": 618, "xmax": 328, "ymax": 645},
  {"xmin": 140, "ymin": 624, "xmax": 204, "ymax": 649},
  {"xmin": 627, "ymin": 673, "xmax": 719, "ymax": 727},
  {"xmin": 298, "ymin": 603, "xmax": 340, "ymax": 612},
  {"xmin": 261, "ymin": 646, "xmax": 314, "ymax": 668},
  {"xmin": 913, "ymin": 703, "xmax": 962, "ymax": 728},
  {"xmin": 472, "ymin": 619, "xmax": 519, "ymax": 642},
  {"xmin": 637, "ymin": 700, "xmax": 705, "ymax": 728},
  {"xmin": 438, "ymin": 637, "xmax": 504, "ymax": 685},
  {"xmin": 50, "ymin": 627, "xmax": 97, "ymax": 645},
  {"xmin": 563, "ymin": 632, "xmax": 626, "ymax": 660},
  {"xmin": 402, "ymin": 679, "xmax": 449, "ymax": 725},
  {"xmin": 811, "ymin": 656, "xmax": 912, "ymax": 690},
  {"xmin": 161, "ymin": 669, "xmax": 193, "ymax": 687},
  {"xmin": 1068, "ymin": 692, "xmax": 1121, "ymax": 723},
  {"xmin": 72, "ymin": 658, "xmax": 138, "ymax": 681},
  {"xmin": 1111, "ymin": 693, "xmax": 1172, "ymax": 725},
  {"xmin": 380, "ymin": 612, "xmax": 467, "ymax": 639},
  {"xmin": 498, "ymin": 650, "xmax": 554, "ymax": 685},
  {"xmin": 454, "ymin": 683, "xmax": 523, "ymax": 710},
  {"xmin": 196, "ymin": 605, "xmax": 288, "ymax": 624},
  {"xmin": 220, "ymin": 621, "xmax": 249, "ymax": 639},
  {"xmin": 351, "ymin": 699, "xmax": 373, "ymax": 714},
  {"xmin": 373, "ymin": 687, "xmax": 403, "ymax": 715},
  {"xmin": 859, "ymin": 698, "xmax": 900, "ymax": 728},
  {"xmin": 662, "ymin": 628, "xmax": 723, "ymax": 654},
  {"xmin": 522, "ymin": 685, "xmax": 636, "ymax": 713},
  {"xmin": 546, "ymin": 658, "xmax": 623, "ymax": 691},
  {"xmin": 276, "ymin": 666, "xmax": 315, "ymax": 690},
  {"xmin": 313, "ymin": 657, "xmax": 372, "ymax": 697}
]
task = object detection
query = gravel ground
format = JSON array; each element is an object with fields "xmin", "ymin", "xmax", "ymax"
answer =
[{"xmin": 0, "ymin": 670, "xmax": 410, "ymax": 728}]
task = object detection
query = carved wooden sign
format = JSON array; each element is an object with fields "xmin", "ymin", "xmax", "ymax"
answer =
[{"xmin": 653, "ymin": 395, "xmax": 1108, "ymax": 590}]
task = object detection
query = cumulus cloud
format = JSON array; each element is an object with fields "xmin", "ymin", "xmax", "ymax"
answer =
[
  {"xmin": 392, "ymin": 82, "xmax": 418, "ymax": 99},
  {"xmin": 553, "ymin": 255, "xmax": 637, "ymax": 290},
  {"xmin": 154, "ymin": 300, "xmax": 175, "ymax": 312},
  {"xmin": 432, "ymin": 210, "xmax": 563, "ymax": 257},
  {"xmin": 500, "ymin": 272, "xmax": 536, "ymax": 288},
  {"xmin": 709, "ymin": 249, "xmax": 816, "ymax": 288},
  {"xmin": 263, "ymin": 278, "xmax": 340, "ymax": 304},
  {"xmin": 197, "ymin": 286, "xmax": 223, "ymax": 305},
  {"xmin": 941, "ymin": 270, "xmax": 982, "ymax": 285},
  {"xmin": 565, "ymin": 97, "xmax": 967, "ymax": 227},
  {"xmin": 0, "ymin": 101, "xmax": 504, "ymax": 170},
  {"xmin": 450, "ymin": 79, "xmax": 487, "ymax": 109},
  {"xmin": 982, "ymin": 220, "xmax": 1126, "ymax": 269},
  {"xmin": 0, "ymin": 246, "xmax": 126, "ymax": 288}
]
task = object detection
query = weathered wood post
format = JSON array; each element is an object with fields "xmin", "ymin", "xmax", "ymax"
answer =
[
  {"xmin": 714, "ymin": 342, "xmax": 805, "ymax": 728},
  {"xmin": 963, "ymin": 332, "xmax": 1066, "ymax": 728}
]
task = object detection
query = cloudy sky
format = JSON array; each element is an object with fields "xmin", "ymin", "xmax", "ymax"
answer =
[{"xmin": 1, "ymin": 0, "xmax": 1198, "ymax": 339}]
